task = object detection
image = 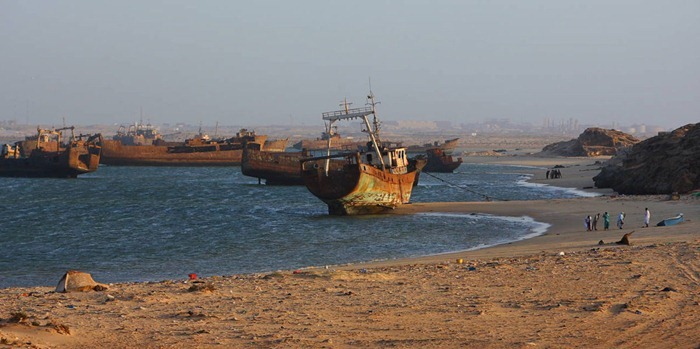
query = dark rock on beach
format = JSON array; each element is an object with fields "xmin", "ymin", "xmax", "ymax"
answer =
[
  {"xmin": 593, "ymin": 123, "xmax": 700, "ymax": 194},
  {"xmin": 539, "ymin": 128, "xmax": 639, "ymax": 157}
]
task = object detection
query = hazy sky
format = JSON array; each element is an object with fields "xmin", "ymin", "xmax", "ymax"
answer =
[{"xmin": 2, "ymin": 1, "xmax": 698, "ymax": 128}]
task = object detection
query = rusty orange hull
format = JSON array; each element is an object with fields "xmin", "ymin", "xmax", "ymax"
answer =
[
  {"xmin": 242, "ymin": 147, "xmax": 308, "ymax": 185},
  {"xmin": 407, "ymin": 138, "xmax": 460, "ymax": 154},
  {"xmin": 1, "ymin": 141, "xmax": 101, "ymax": 178},
  {"xmin": 292, "ymin": 138, "xmax": 364, "ymax": 151},
  {"xmin": 101, "ymin": 140, "xmax": 244, "ymax": 166},
  {"xmin": 68, "ymin": 142, "xmax": 102, "ymax": 174},
  {"xmin": 242, "ymin": 147, "xmax": 342, "ymax": 185},
  {"xmin": 263, "ymin": 138, "xmax": 289, "ymax": 152},
  {"xmin": 423, "ymin": 148, "xmax": 463, "ymax": 173},
  {"xmin": 302, "ymin": 162, "xmax": 419, "ymax": 215}
]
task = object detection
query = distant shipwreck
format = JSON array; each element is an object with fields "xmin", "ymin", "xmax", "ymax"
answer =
[
  {"xmin": 1, "ymin": 126, "xmax": 102, "ymax": 178},
  {"xmin": 100, "ymin": 123, "xmax": 285, "ymax": 166}
]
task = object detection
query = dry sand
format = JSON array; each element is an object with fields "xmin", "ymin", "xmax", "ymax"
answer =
[{"xmin": 2, "ymin": 155, "xmax": 699, "ymax": 348}]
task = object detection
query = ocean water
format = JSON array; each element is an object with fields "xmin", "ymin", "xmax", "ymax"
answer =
[{"xmin": 0, "ymin": 163, "xmax": 589, "ymax": 288}]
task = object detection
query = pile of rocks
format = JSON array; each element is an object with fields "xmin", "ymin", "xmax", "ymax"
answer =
[
  {"xmin": 594, "ymin": 123, "xmax": 700, "ymax": 194},
  {"xmin": 540, "ymin": 128, "xmax": 639, "ymax": 157}
]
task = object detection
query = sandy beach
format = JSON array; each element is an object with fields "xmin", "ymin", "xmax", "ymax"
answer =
[{"xmin": 2, "ymin": 155, "xmax": 698, "ymax": 348}]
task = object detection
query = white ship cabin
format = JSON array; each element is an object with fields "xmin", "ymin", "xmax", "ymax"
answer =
[{"xmin": 359, "ymin": 147, "xmax": 410, "ymax": 174}]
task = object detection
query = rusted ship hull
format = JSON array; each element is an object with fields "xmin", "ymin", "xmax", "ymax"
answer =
[
  {"xmin": 407, "ymin": 138, "xmax": 460, "ymax": 154},
  {"xmin": 292, "ymin": 138, "xmax": 362, "ymax": 151},
  {"xmin": 1, "ymin": 147, "xmax": 101, "ymax": 178},
  {"xmin": 302, "ymin": 90, "xmax": 422, "ymax": 215},
  {"xmin": 242, "ymin": 146, "xmax": 344, "ymax": 185},
  {"xmin": 100, "ymin": 140, "xmax": 246, "ymax": 166},
  {"xmin": 263, "ymin": 138, "xmax": 289, "ymax": 152},
  {"xmin": 101, "ymin": 127, "xmax": 283, "ymax": 166},
  {"xmin": 302, "ymin": 157, "xmax": 420, "ymax": 215},
  {"xmin": 423, "ymin": 148, "xmax": 463, "ymax": 173},
  {"xmin": 242, "ymin": 146, "xmax": 308, "ymax": 185},
  {"xmin": 411, "ymin": 156, "xmax": 428, "ymax": 186},
  {"xmin": 1, "ymin": 132, "xmax": 102, "ymax": 178}
]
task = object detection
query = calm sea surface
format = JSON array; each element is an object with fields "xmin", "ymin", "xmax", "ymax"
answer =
[{"xmin": 0, "ymin": 163, "xmax": 592, "ymax": 288}]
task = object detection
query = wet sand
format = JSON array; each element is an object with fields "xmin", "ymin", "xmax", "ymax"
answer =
[{"xmin": 2, "ymin": 155, "xmax": 699, "ymax": 348}]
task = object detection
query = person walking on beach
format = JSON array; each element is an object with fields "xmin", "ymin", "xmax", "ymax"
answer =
[
  {"xmin": 585, "ymin": 215, "xmax": 592, "ymax": 231},
  {"xmin": 617, "ymin": 212, "xmax": 625, "ymax": 229},
  {"xmin": 603, "ymin": 212, "xmax": 610, "ymax": 230},
  {"xmin": 644, "ymin": 208, "xmax": 651, "ymax": 228},
  {"xmin": 593, "ymin": 213, "xmax": 600, "ymax": 231},
  {"xmin": 546, "ymin": 170, "xmax": 550, "ymax": 179}
]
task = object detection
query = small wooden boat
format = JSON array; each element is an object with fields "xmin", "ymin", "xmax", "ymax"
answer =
[
  {"xmin": 656, "ymin": 213, "xmax": 684, "ymax": 226},
  {"xmin": 301, "ymin": 92, "xmax": 424, "ymax": 215},
  {"xmin": 1, "ymin": 126, "xmax": 102, "ymax": 178}
]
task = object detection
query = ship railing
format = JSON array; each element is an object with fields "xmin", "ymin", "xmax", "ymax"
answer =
[{"xmin": 322, "ymin": 106, "xmax": 374, "ymax": 122}]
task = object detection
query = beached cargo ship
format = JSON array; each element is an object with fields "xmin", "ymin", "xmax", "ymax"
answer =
[
  {"xmin": 101, "ymin": 124, "xmax": 285, "ymax": 166},
  {"xmin": 403, "ymin": 138, "xmax": 461, "ymax": 173},
  {"xmin": 291, "ymin": 126, "xmax": 363, "ymax": 151},
  {"xmin": 242, "ymin": 144, "xmax": 348, "ymax": 185},
  {"xmin": 1, "ymin": 126, "xmax": 102, "ymax": 178},
  {"xmin": 407, "ymin": 138, "xmax": 460, "ymax": 154},
  {"xmin": 423, "ymin": 147, "xmax": 463, "ymax": 173},
  {"xmin": 301, "ymin": 92, "xmax": 424, "ymax": 215},
  {"xmin": 243, "ymin": 142, "xmax": 426, "ymax": 186},
  {"xmin": 242, "ymin": 145, "xmax": 309, "ymax": 185}
]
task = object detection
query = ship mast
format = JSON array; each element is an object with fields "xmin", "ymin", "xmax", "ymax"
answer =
[
  {"xmin": 366, "ymin": 88, "xmax": 381, "ymax": 145},
  {"xmin": 320, "ymin": 91, "xmax": 386, "ymax": 175},
  {"xmin": 362, "ymin": 91, "xmax": 385, "ymax": 170},
  {"xmin": 343, "ymin": 97, "xmax": 351, "ymax": 113}
]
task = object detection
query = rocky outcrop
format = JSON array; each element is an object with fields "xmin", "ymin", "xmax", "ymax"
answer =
[
  {"xmin": 593, "ymin": 123, "xmax": 700, "ymax": 194},
  {"xmin": 540, "ymin": 128, "xmax": 639, "ymax": 156}
]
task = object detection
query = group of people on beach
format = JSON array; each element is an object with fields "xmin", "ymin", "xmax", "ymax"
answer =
[
  {"xmin": 545, "ymin": 169, "xmax": 562, "ymax": 179},
  {"xmin": 584, "ymin": 208, "xmax": 651, "ymax": 231}
]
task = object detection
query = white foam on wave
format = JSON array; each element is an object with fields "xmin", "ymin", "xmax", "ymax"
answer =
[
  {"xmin": 479, "ymin": 163, "xmax": 601, "ymax": 198},
  {"xmin": 516, "ymin": 173, "xmax": 601, "ymax": 198},
  {"xmin": 416, "ymin": 212, "xmax": 551, "ymax": 253}
]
